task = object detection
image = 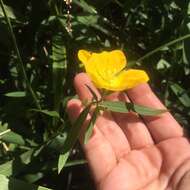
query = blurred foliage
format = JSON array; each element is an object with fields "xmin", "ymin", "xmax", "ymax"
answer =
[{"xmin": 0, "ymin": 0, "xmax": 190, "ymax": 189}]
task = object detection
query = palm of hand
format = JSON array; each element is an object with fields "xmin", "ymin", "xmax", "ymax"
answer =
[
  {"xmin": 68, "ymin": 73, "xmax": 190, "ymax": 190},
  {"xmin": 97, "ymin": 135, "xmax": 190, "ymax": 190}
]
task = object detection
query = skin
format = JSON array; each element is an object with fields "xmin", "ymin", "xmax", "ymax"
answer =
[{"xmin": 67, "ymin": 73, "xmax": 190, "ymax": 190}]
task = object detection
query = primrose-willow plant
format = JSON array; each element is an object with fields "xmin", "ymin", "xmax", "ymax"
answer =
[
  {"xmin": 58, "ymin": 50, "xmax": 166, "ymax": 173},
  {"xmin": 78, "ymin": 50, "xmax": 167, "ymax": 141}
]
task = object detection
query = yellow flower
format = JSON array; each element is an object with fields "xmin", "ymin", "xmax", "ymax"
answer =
[{"xmin": 78, "ymin": 50, "xmax": 149, "ymax": 91}]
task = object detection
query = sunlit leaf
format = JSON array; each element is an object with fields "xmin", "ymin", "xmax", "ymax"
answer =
[
  {"xmin": 4, "ymin": 91, "xmax": 26, "ymax": 97},
  {"xmin": 157, "ymin": 59, "xmax": 171, "ymax": 70},
  {"xmin": 58, "ymin": 152, "xmax": 70, "ymax": 174},
  {"xmin": 100, "ymin": 101, "xmax": 166, "ymax": 116},
  {"xmin": 170, "ymin": 83, "xmax": 190, "ymax": 107},
  {"xmin": 0, "ymin": 130, "xmax": 25, "ymax": 146},
  {"xmin": 0, "ymin": 149, "xmax": 35, "ymax": 176},
  {"xmin": 100, "ymin": 101, "xmax": 129, "ymax": 113},
  {"xmin": 132, "ymin": 104, "xmax": 167, "ymax": 116},
  {"xmin": 0, "ymin": 4, "xmax": 16, "ymax": 19},
  {"xmin": 0, "ymin": 174, "xmax": 51, "ymax": 190}
]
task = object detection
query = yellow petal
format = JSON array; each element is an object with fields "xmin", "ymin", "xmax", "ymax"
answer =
[
  {"xmin": 120, "ymin": 69, "xmax": 149, "ymax": 90},
  {"xmin": 77, "ymin": 50, "xmax": 149, "ymax": 91},
  {"xmin": 109, "ymin": 50, "xmax": 127, "ymax": 70},
  {"xmin": 85, "ymin": 50, "xmax": 127, "ymax": 82},
  {"xmin": 78, "ymin": 50, "xmax": 92, "ymax": 64}
]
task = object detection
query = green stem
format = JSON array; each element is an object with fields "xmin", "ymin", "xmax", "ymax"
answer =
[
  {"xmin": 114, "ymin": 34, "xmax": 190, "ymax": 76},
  {"xmin": 137, "ymin": 34, "xmax": 190, "ymax": 63},
  {"xmin": 0, "ymin": 0, "xmax": 41, "ymax": 110}
]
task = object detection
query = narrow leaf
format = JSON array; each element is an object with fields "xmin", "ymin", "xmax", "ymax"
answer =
[
  {"xmin": 73, "ymin": 0, "xmax": 97, "ymax": 14},
  {"xmin": 84, "ymin": 107, "xmax": 99, "ymax": 144},
  {"xmin": 170, "ymin": 83, "xmax": 190, "ymax": 107},
  {"xmin": 132, "ymin": 104, "xmax": 167, "ymax": 116},
  {"xmin": 65, "ymin": 159, "xmax": 87, "ymax": 167},
  {"xmin": 58, "ymin": 152, "xmax": 70, "ymax": 174},
  {"xmin": 0, "ymin": 174, "xmax": 52, "ymax": 190},
  {"xmin": 30, "ymin": 109, "xmax": 60, "ymax": 118},
  {"xmin": 0, "ymin": 149, "xmax": 35, "ymax": 176},
  {"xmin": 100, "ymin": 101, "xmax": 166, "ymax": 116},
  {"xmin": 58, "ymin": 105, "xmax": 91, "ymax": 173},
  {"xmin": 99, "ymin": 101, "xmax": 130, "ymax": 113},
  {"xmin": 4, "ymin": 91, "xmax": 26, "ymax": 97}
]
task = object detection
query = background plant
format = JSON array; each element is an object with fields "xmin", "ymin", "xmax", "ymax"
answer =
[{"xmin": 0, "ymin": 0, "xmax": 190, "ymax": 189}]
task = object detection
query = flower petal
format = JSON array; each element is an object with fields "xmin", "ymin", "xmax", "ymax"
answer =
[
  {"xmin": 120, "ymin": 69, "xmax": 149, "ymax": 90},
  {"xmin": 109, "ymin": 50, "xmax": 127, "ymax": 70},
  {"xmin": 78, "ymin": 50, "xmax": 92, "ymax": 64},
  {"xmin": 77, "ymin": 50, "xmax": 149, "ymax": 91}
]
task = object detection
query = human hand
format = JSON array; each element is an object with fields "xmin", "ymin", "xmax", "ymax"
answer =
[{"xmin": 67, "ymin": 73, "xmax": 190, "ymax": 190}]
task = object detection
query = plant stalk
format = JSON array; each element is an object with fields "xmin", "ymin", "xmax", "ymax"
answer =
[
  {"xmin": 0, "ymin": 0, "xmax": 41, "ymax": 110},
  {"xmin": 137, "ymin": 34, "xmax": 190, "ymax": 63}
]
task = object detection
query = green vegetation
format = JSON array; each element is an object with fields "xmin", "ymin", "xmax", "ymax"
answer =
[{"xmin": 0, "ymin": 0, "xmax": 190, "ymax": 189}]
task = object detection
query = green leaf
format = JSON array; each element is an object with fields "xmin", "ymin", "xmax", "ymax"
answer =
[
  {"xmin": 46, "ymin": 133, "xmax": 67, "ymax": 152},
  {"xmin": 0, "ymin": 174, "xmax": 51, "ymax": 190},
  {"xmin": 58, "ymin": 105, "xmax": 91, "ymax": 173},
  {"xmin": 51, "ymin": 33, "xmax": 67, "ymax": 126},
  {"xmin": 30, "ymin": 109, "xmax": 60, "ymax": 118},
  {"xmin": 51, "ymin": 34, "xmax": 67, "ymax": 70},
  {"xmin": 73, "ymin": 0, "xmax": 97, "ymax": 14},
  {"xmin": 100, "ymin": 101, "xmax": 166, "ymax": 116},
  {"xmin": 0, "ymin": 130, "xmax": 25, "ymax": 146},
  {"xmin": 0, "ymin": 4, "xmax": 16, "ymax": 20},
  {"xmin": 156, "ymin": 59, "xmax": 171, "ymax": 70},
  {"xmin": 0, "ymin": 123, "xmax": 26, "ymax": 145},
  {"xmin": 132, "ymin": 104, "xmax": 167, "ymax": 116},
  {"xmin": 84, "ymin": 107, "xmax": 99, "ymax": 144},
  {"xmin": 58, "ymin": 152, "xmax": 70, "ymax": 174},
  {"xmin": 0, "ymin": 149, "xmax": 35, "ymax": 176},
  {"xmin": 65, "ymin": 159, "xmax": 87, "ymax": 168},
  {"xmin": 100, "ymin": 101, "xmax": 130, "ymax": 113},
  {"xmin": 170, "ymin": 83, "xmax": 190, "ymax": 107},
  {"xmin": 76, "ymin": 15, "xmax": 98, "ymax": 26},
  {"xmin": 4, "ymin": 91, "xmax": 26, "ymax": 97}
]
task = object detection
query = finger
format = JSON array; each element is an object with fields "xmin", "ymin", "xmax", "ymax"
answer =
[
  {"xmin": 74, "ymin": 73, "xmax": 101, "ymax": 102},
  {"xmin": 66, "ymin": 99, "xmax": 90, "ymax": 142},
  {"xmin": 106, "ymin": 92, "xmax": 154, "ymax": 149},
  {"xmin": 95, "ymin": 111, "xmax": 131, "ymax": 158},
  {"xmin": 74, "ymin": 73, "xmax": 131, "ymax": 159},
  {"xmin": 67, "ymin": 99, "xmax": 117, "ymax": 184},
  {"xmin": 127, "ymin": 83, "xmax": 184, "ymax": 143}
]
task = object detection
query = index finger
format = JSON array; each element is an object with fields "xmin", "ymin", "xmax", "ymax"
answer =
[{"xmin": 127, "ymin": 83, "xmax": 184, "ymax": 143}]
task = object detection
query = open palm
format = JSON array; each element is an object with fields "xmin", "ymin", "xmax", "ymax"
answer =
[{"xmin": 67, "ymin": 73, "xmax": 190, "ymax": 190}]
